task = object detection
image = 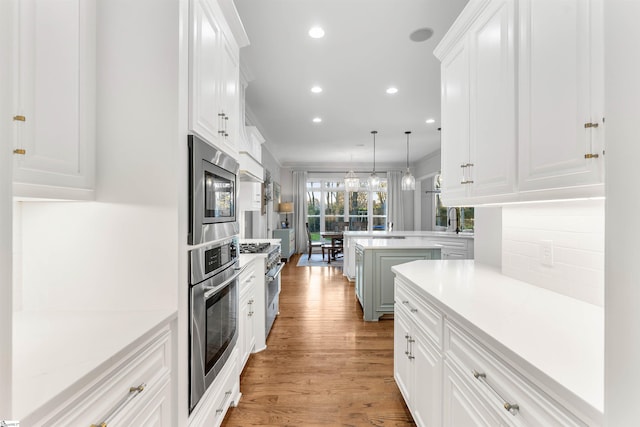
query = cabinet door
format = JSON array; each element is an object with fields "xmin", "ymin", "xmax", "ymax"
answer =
[
  {"xmin": 440, "ymin": 38, "xmax": 471, "ymax": 204},
  {"xmin": 239, "ymin": 291, "xmax": 255, "ymax": 369},
  {"xmin": 189, "ymin": 0, "xmax": 224, "ymax": 147},
  {"xmin": 355, "ymin": 248, "xmax": 364, "ymax": 305},
  {"xmin": 393, "ymin": 308, "xmax": 412, "ymax": 403},
  {"xmin": 443, "ymin": 362, "xmax": 508, "ymax": 427},
  {"xmin": 469, "ymin": 0, "xmax": 517, "ymax": 199},
  {"xmin": 13, "ymin": 0, "xmax": 95, "ymax": 198},
  {"xmin": 412, "ymin": 327, "xmax": 442, "ymax": 427},
  {"xmin": 240, "ymin": 181, "xmax": 262, "ymax": 210},
  {"xmin": 219, "ymin": 31, "xmax": 240, "ymax": 155},
  {"xmin": 518, "ymin": 0, "xmax": 604, "ymax": 193}
]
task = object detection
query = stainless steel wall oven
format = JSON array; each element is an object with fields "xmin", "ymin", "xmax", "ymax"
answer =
[{"xmin": 189, "ymin": 238, "xmax": 242, "ymax": 413}]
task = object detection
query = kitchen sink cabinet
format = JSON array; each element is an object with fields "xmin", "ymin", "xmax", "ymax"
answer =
[
  {"xmin": 189, "ymin": 0, "xmax": 241, "ymax": 157},
  {"xmin": 12, "ymin": 0, "xmax": 96, "ymax": 200},
  {"xmin": 437, "ymin": 0, "xmax": 517, "ymax": 206},
  {"xmin": 436, "ymin": 0, "xmax": 604, "ymax": 205},
  {"xmin": 517, "ymin": 0, "xmax": 604, "ymax": 197}
]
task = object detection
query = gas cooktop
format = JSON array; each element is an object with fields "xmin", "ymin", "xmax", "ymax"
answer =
[{"xmin": 239, "ymin": 242, "xmax": 272, "ymax": 254}]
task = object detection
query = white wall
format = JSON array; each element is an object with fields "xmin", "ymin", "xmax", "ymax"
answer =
[
  {"xmin": 474, "ymin": 207, "xmax": 501, "ymax": 268},
  {"xmin": 604, "ymin": 0, "xmax": 640, "ymax": 423},
  {"xmin": 501, "ymin": 199, "xmax": 604, "ymax": 306}
]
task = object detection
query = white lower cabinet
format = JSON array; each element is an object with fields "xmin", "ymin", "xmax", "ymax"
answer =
[
  {"xmin": 394, "ymin": 277, "xmax": 593, "ymax": 427},
  {"xmin": 444, "ymin": 320, "xmax": 587, "ymax": 427},
  {"xmin": 239, "ymin": 260, "xmax": 257, "ymax": 371},
  {"xmin": 394, "ymin": 287, "xmax": 442, "ymax": 427},
  {"xmin": 188, "ymin": 347, "xmax": 239, "ymax": 427},
  {"xmin": 443, "ymin": 360, "xmax": 508, "ymax": 427},
  {"xmin": 28, "ymin": 324, "xmax": 173, "ymax": 427}
]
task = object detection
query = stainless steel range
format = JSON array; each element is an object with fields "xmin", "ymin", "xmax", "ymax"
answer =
[{"xmin": 239, "ymin": 242, "xmax": 284, "ymax": 337}]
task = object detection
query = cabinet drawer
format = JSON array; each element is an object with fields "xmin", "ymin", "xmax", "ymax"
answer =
[
  {"xmin": 239, "ymin": 265, "xmax": 257, "ymax": 297},
  {"xmin": 188, "ymin": 348, "xmax": 239, "ymax": 427},
  {"xmin": 395, "ymin": 281, "xmax": 443, "ymax": 349},
  {"xmin": 444, "ymin": 321, "xmax": 586, "ymax": 426},
  {"xmin": 47, "ymin": 326, "xmax": 171, "ymax": 427}
]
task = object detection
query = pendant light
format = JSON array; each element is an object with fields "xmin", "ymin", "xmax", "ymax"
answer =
[
  {"xmin": 368, "ymin": 130, "xmax": 380, "ymax": 190},
  {"xmin": 401, "ymin": 131, "xmax": 416, "ymax": 191},
  {"xmin": 344, "ymin": 154, "xmax": 360, "ymax": 191}
]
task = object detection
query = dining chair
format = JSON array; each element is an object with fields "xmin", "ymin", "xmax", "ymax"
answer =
[{"xmin": 305, "ymin": 222, "xmax": 323, "ymax": 260}]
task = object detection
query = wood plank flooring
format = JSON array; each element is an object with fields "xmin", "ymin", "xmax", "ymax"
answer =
[{"xmin": 222, "ymin": 254, "xmax": 415, "ymax": 427}]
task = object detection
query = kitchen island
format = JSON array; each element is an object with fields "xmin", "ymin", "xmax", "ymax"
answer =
[
  {"xmin": 354, "ymin": 238, "xmax": 441, "ymax": 321},
  {"xmin": 343, "ymin": 231, "xmax": 473, "ymax": 281},
  {"xmin": 392, "ymin": 260, "xmax": 603, "ymax": 426}
]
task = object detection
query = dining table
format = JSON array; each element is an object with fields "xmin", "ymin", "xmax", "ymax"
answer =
[{"xmin": 320, "ymin": 231, "xmax": 344, "ymax": 264}]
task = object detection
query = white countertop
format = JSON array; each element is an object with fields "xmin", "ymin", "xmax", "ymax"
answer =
[
  {"xmin": 344, "ymin": 230, "xmax": 474, "ymax": 239},
  {"xmin": 13, "ymin": 309, "xmax": 177, "ymax": 420},
  {"xmin": 391, "ymin": 260, "xmax": 603, "ymax": 416},
  {"xmin": 353, "ymin": 238, "xmax": 443, "ymax": 250}
]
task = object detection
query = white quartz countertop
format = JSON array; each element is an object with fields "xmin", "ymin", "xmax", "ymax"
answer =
[
  {"xmin": 13, "ymin": 309, "xmax": 177, "ymax": 420},
  {"xmin": 353, "ymin": 238, "xmax": 443, "ymax": 250},
  {"xmin": 391, "ymin": 260, "xmax": 603, "ymax": 416},
  {"xmin": 344, "ymin": 230, "xmax": 474, "ymax": 239}
]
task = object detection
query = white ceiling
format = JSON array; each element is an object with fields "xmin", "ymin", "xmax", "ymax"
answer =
[{"xmin": 235, "ymin": 0, "xmax": 469, "ymax": 170}]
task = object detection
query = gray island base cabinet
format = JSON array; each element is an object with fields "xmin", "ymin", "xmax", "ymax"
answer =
[{"xmin": 354, "ymin": 239, "xmax": 441, "ymax": 321}]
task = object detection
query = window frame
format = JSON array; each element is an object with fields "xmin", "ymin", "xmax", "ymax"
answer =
[{"xmin": 306, "ymin": 177, "xmax": 387, "ymax": 237}]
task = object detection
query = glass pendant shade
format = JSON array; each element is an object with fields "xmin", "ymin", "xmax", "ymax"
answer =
[
  {"xmin": 402, "ymin": 131, "xmax": 415, "ymax": 191},
  {"xmin": 401, "ymin": 169, "xmax": 415, "ymax": 190},
  {"xmin": 344, "ymin": 170, "xmax": 360, "ymax": 191},
  {"xmin": 368, "ymin": 130, "xmax": 380, "ymax": 191}
]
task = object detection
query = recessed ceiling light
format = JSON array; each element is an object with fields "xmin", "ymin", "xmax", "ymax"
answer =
[
  {"xmin": 386, "ymin": 87, "xmax": 398, "ymax": 94},
  {"xmin": 308, "ymin": 27, "xmax": 325, "ymax": 39},
  {"xmin": 410, "ymin": 27, "xmax": 434, "ymax": 42},
  {"xmin": 311, "ymin": 86, "xmax": 323, "ymax": 93},
  {"xmin": 426, "ymin": 118, "xmax": 436, "ymax": 124},
  {"xmin": 312, "ymin": 117, "xmax": 322, "ymax": 123}
]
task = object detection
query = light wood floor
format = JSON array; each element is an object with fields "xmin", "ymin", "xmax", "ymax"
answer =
[{"xmin": 222, "ymin": 254, "xmax": 415, "ymax": 427}]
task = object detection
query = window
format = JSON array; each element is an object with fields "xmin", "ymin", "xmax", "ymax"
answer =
[
  {"xmin": 433, "ymin": 173, "xmax": 474, "ymax": 232},
  {"xmin": 307, "ymin": 177, "xmax": 387, "ymax": 240}
]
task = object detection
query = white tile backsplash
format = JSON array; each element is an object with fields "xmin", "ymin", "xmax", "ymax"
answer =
[{"xmin": 502, "ymin": 199, "xmax": 605, "ymax": 306}]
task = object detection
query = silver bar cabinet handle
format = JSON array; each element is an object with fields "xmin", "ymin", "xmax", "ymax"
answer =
[
  {"xmin": 472, "ymin": 370, "xmax": 519, "ymax": 416},
  {"xmin": 90, "ymin": 383, "xmax": 146, "ymax": 427}
]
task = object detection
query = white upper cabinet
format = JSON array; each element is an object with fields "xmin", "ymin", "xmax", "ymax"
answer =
[
  {"xmin": 436, "ymin": 0, "xmax": 604, "ymax": 205},
  {"xmin": 437, "ymin": 0, "xmax": 517, "ymax": 206},
  {"xmin": 440, "ymin": 38, "xmax": 470, "ymax": 203},
  {"xmin": 12, "ymin": 0, "xmax": 96, "ymax": 200},
  {"xmin": 518, "ymin": 0, "xmax": 604, "ymax": 197},
  {"xmin": 189, "ymin": 0, "xmax": 243, "ymax": 158}
]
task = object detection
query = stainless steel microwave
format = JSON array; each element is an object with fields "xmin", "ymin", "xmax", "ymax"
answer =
[{"xmin": 188, "ymin": 135, "xmax": 239, "ymax": 245}]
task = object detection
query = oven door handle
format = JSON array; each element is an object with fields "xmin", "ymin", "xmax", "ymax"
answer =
[
  {"xmin": 266, "ymin": 262, "xmax": 285, "ymax": 282},
  {"xmin": 203, "ymin": 265, "xmax": 246, "ymax": 299}
]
